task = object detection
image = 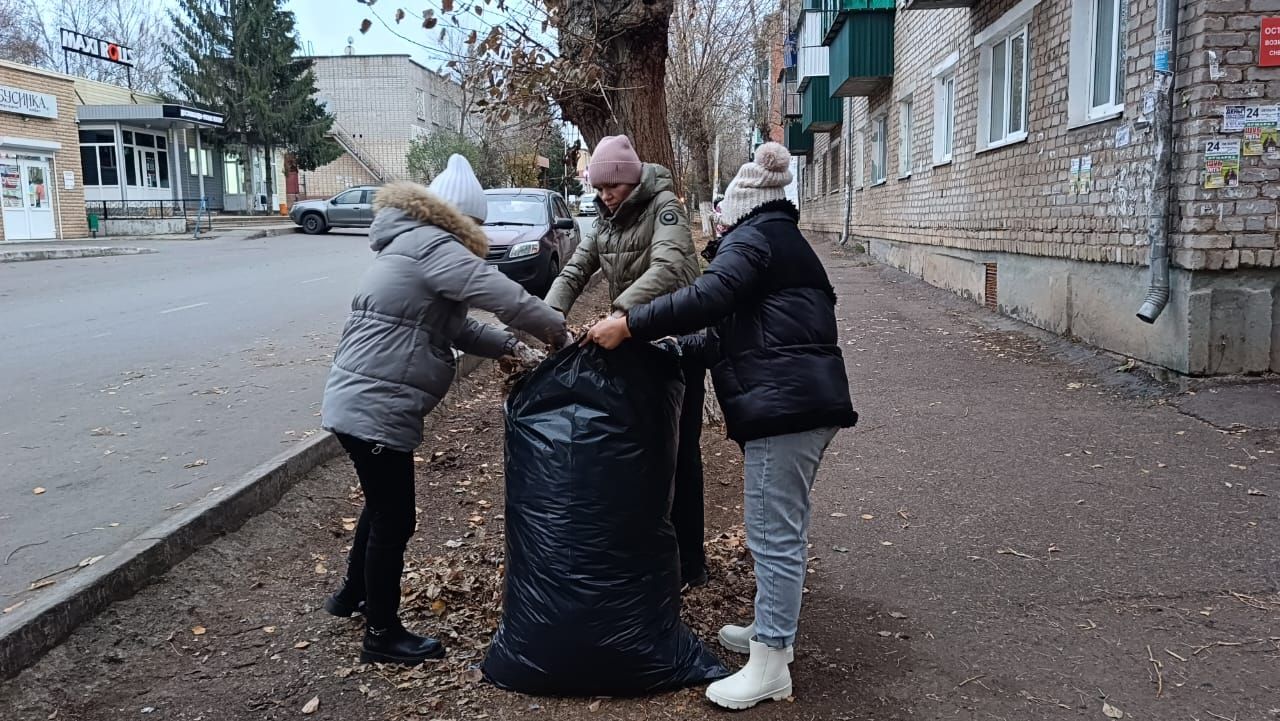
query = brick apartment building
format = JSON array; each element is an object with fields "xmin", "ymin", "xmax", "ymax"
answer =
[
  {"xmin": 781, "ymin": 0, "xmax": 1280, "ymax": 375},
  {"xmin": 299, "ymin": 54, "xmax": 466, "ymax": 199}
]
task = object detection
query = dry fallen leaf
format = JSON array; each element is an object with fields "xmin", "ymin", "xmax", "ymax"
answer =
[
  {"xmin": 183, "ymin": 459, "xmax": 207, "ymax": 469},
  {"xmin": 28, "ymin": 579, "xmax": 55, "ymax": 591},
  {"xmin": 78, "ymin": 555, "xmax": 105, "ymax": 568},
  {"xmin": 32, "ymin": 487, "xmax": 46, "ymax": 495},
  {"xmin": 314, "ymin": 562, "xmax": 327, "ymax": 575},
  {"xmin": 588, "ymin": 699, "xmax": 602, "ymax": 712},
  {"xmin": 830, "ymin": 512, "xmax": 848, "ymax": 518},
  {"xmin": 1102, "ymin": 701, "xmax": 1123, "ymax": 719},
  {"xmin": 430, "ymin": 599, "xmax": 447, "ymax": 616},
  {"xmin": 889, "ymin": 611, "xmax": 908, "ymax": 619},
  {"xmin": 414, "ymin": 456, "xmax": 426, "ymax": 463},
  {"xmin": 861, "ymin": 514, "xmax": 875, "ymax": 520},
  {"xmin": 1247, "ymin": 488, "xmax": 1267, "ymax": 496},
  {"xmin": 832, "ymin": 545, "xmax": 850, "ymax": 553},
  {"xmin": 295, "ymin": 640, "xmax": 311, "ymax": 650},
  {"xmin": 191, "ymin": 625, "xmax": 207, "ymax": 636},
  {"xmin": 880, "ymin": 541, "xmax": 894, "ymax": 546},
  {"xmin": 3, "ymin": 601, "xmax": 25, "ymax": 614},
  {"xmin": 302, "ymin": 696, "xmax": 320, "ymax": 715},
  {"xmin": 264, "ymin": 626, "xmax": 277, "ymax": 634}
]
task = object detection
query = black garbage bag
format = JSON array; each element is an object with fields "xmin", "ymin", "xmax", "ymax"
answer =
[{"xmin": 482, "ymin": 340, "xmax": 728, "ymax": 696}]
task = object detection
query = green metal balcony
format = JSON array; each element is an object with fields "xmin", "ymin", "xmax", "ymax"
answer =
[
  {"xmin": 821, "ymin": 0, "xmax": 895, "ymax": 45},
  {"xmin": 802, "ymin": 75, "xmax": 843, "ymax": 133},
  {"xmin": 900, "ymin": 0, "xmax": 973, "ymax": 9},
  {"xmin": 828, "ymin": 8, "xmax": 895, "ymax": 97},
  {"xmin": 785, "ymin": 121, "xmax": 814, "ymax": 157}
]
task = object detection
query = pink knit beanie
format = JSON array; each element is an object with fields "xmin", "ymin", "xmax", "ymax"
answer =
[{"xmin": 587, "ymin": 135, "xmax": 643, "ymax": 186}]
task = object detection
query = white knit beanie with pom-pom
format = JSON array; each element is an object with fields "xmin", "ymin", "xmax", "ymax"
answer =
[{"xmin": 718, "ymin": 142, "xmax": 793, "ymax": 229}]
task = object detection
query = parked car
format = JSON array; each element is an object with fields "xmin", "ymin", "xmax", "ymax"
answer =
[
  {"xmin": 482, "ymin": 189, "xmax": 581, "ymax": 297},
  {"xmin": 290, "ymin": 186, "xmax": 379, "ymax": 234},
  {"xmin": 577, "ymin": 194, "xmax": 598, "ymax": 217}
]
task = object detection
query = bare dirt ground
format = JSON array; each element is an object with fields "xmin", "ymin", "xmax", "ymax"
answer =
[{"xmin": 3, "ymin": 245, "xmax": 1278, "ymax": 721}]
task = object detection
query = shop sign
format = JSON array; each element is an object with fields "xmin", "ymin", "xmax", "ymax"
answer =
[
  {"xmin": 1263, "ymin": 18, "xmax": 1280, "ymax": 68},
  {"xmin": 60, "ymin": 28, "xmax": 135, "ymax": 67},
  {"xmin": 0, "ymin": 84, "xmax": 58, "ymax": 119},
  {"xmin": 161, "ymin": 105, "xmax": 226, "ymax": 128}
]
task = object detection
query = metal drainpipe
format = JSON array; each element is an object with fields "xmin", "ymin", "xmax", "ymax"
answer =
[
  {"xmin": 839, "ymin": 98, "xmax": 854, "ymax": 245},
  {"xmin": 1136, "ymin": 0, "xmax": 1181, "ymax": 323}
]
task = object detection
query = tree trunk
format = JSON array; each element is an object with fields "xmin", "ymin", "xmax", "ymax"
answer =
[{"xmin": 557, "ymin": 0, "xmax": 678, "ymax": 190}]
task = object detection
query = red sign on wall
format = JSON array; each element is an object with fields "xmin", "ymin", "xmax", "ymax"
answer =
[{"xmin": 1263, "ymin": 17, "xmax": 1280, "ymax": 67}]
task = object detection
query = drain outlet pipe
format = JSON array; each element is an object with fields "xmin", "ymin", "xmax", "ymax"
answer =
[
  {"xmin": 1137, "ymin": 0, "xmax": 1180, "ymax": 324},
  {"xmin": 839, "ymin": 98, "xmax": 854, "ymax": 246}
]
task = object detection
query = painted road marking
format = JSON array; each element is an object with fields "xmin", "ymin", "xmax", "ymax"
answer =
[{"xmin": 160, "ymin": 302, "xmax": 209, "ymax": 315}]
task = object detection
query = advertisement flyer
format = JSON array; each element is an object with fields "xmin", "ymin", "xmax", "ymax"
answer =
[
  {"xmin": 1080, "ymin": 156, "xmax": 1093, "ymax": 194},
  {"xmin": 1203, "ymin": 140, "xmax": 1241, "ymax": 189},
  {"xmin": 1242, "ymin": 105, "xmax": 1279, "ymax": 157},
  {"xmin": 1223, "ymin": 105, "xmax": 1249, "ymax": 132}
]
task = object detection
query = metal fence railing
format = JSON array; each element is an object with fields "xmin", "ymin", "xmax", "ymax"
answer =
[{"xmin": 85, "ymin": 198, "xmax": 224, "ymax": 221}]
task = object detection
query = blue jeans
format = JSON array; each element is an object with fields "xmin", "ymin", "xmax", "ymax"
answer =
[{"xmin": 744, "ymin": 426, "xmax": 840, "ymax": 649}]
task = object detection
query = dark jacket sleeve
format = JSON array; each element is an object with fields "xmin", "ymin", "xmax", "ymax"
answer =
[
  {"xmin": 678, "ymin": 330, "xmax": 721, "ymax": 366},
  {"xmin": 628, "ymin": 227, "xmax": 772, "ymax": 342}
]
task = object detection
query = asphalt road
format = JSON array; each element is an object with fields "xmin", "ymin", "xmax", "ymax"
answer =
[
  {"xmin": 0, "ymin": 231, "xmax": 375, "ymax": 610},
  {"xmin": 0, "ymin": 218, "xmax": 596, "ymax": 619}
]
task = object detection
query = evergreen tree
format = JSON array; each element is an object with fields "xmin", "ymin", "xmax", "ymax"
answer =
[{"xmin": 167, "ymin": 0, "xmax": 340, "ymax": 205}]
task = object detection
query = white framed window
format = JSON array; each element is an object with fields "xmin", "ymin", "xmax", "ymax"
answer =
[
  {"xmin": 932, "ymin": 51, "xmax": 959, "ymax": 165},
  {"xmin": 898, "ymin": 98, "xmax": 913, "ymax": 178},
  {"xmin": 870, "ymin": 114, "xmax": 887, "ymax": 185},
  {"xmin": 855, "ymin": 126, "xmax": 865, "ymax": 188},
  {"xmin": 975, "ymin": 0, "xmax": 1038, "ymax": 151},
  {"xmin": 1069, "ymin": 0, "xmax": 1125, "ymax": 125},
  {"xmin": 187, "ymin": 147, "xmax": 213, "ymax": 177}
]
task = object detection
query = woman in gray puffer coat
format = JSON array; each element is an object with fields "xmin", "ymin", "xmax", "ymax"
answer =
[{"xmin": 320, "ymin": 155, "xmax": 567, "ymax": 666}]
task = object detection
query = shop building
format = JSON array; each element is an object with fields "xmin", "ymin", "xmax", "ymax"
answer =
[{"xmin": 0, "ymin": 61, "xmax": 87, "ymax": 241}]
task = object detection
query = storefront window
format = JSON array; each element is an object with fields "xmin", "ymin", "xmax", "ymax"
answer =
[
  {"xmin": 79, "ymin": 129, "xmax": 119, "ymax": 187},
  {"xmin": 121, "ymin": 129, "xmax": 170, "ymax": 190},
  {"xmin": 224, "ymin": 153, "xmax": 244, "ymax": 195},
  {"xmin": 1, "ymin": 163, "xmax": 21, "ymax": 208}
]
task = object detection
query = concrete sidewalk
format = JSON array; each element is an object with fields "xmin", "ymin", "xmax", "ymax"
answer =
[
  {"xmin": 0, "ymin": 228, "xmax": 299, "ymax": 262},
  {"xmin": 800, "ymin": 246, "xmax": 1279, "ymax": 719}
]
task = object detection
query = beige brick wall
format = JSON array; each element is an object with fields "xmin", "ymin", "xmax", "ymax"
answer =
[
  {"xmin": 310, "ymin": 55, "xmax": 465, "ymax": 183},
  {"xmin": 797, "ymin": 0, "xmax": 1279, "ymax": 270},
  {"xmin": 297, "ymin": 151, "xmax": 378, "ymax": 199},
  {"xmin": 0, "ymin": 64, "xmax": 88, "ymax": 240}
]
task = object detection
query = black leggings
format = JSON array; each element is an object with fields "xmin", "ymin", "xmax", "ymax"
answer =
[
  {"xmin": 674, "ymin": 353, "xmax": 707, "ymax": 580},
  {"xmin": 336, "ymin": 433, "xmax": 416, "ymax": 630}
]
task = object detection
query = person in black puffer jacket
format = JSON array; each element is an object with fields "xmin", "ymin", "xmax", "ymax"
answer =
[{"xmin": 585, "ymin": 142, "xmax": 856, "ymax": 711}]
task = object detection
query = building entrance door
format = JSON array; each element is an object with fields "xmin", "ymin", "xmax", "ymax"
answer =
[{"xmin": 1, "ymin": 158, "xmax": 55, "ymax": 241}]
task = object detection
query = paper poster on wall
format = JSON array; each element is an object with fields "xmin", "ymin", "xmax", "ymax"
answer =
[
  {"xmin": 1115, "ymin": 125, "xmax": 1131, "ymax": 148},
  {"xmin": 1203, "ymin": 140, "xmax": 1241, "ymax": 189},
  {"xmin": 1069, "ymin": 158, "xmax": 1081, "ymax": 195},
  {"xmin": 63, "ymin": 171, "xmax": 74, "ymax": 190},
  {"xmin": 1218, "ymin": 108, "xmax": 1249, "ymax": 134},
  {"xmin": 1080, "ymin": 156, "xmax": 1093, "ymax": 194},
  {"xmin": 1242, "ymin": 105, "xmax": 1279, "ymax": 156}
]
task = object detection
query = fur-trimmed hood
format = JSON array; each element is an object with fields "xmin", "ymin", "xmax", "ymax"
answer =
[{"xmin": 369, "ymin": 181, "xmax": 489, "ymax": 257}]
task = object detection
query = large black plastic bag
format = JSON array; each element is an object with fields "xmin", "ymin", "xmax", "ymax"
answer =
[{"xmin": 482, "ymin": 341, "xmax": 728, "ymax": 696}]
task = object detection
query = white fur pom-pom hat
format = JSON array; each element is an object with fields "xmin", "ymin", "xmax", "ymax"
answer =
[{"xmin": 718, "ymin": 142, "xmax": 794, "ymax": 229}]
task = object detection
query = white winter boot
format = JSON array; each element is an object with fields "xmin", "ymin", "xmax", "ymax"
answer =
[
  {"xmin": 718, "ymin": 622, "xmax": 794, "ymax": 662},
  {"xmin": 706, "ymin": 639, "xmax": 793, "ymax": 710}
]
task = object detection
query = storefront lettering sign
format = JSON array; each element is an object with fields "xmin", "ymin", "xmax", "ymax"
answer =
[
  {"xmin": 60, "ymin": 28, "xmax": 135, "ymax": 67},
  {"xmin": 161, "ymin": 105, "xmax": 226, "ymax": 128},
  {"xmin": 1263, "ymin": 18, "xmax": 1280, "ymax": 68},
  {"xmin": 0, "ymin": 84, "xmax": 58, "ymax": 119}
]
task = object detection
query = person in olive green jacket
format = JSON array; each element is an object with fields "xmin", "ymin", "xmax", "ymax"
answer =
[{"xmin": 546, "ymin": 135, "xmax": 709, "ymax": 589}]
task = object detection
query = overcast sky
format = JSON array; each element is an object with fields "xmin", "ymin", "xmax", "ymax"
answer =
[{"xmin": 288, "ymin": 1, "xmax": 455, "ymax": 70}]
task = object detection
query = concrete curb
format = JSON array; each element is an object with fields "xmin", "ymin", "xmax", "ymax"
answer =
[
  {"xmin": 0, "ymin": 247, "xmax": 156, "ymax": 263},
  {"xmin": 0, "ymin": 348, "xmax": 495, "ymax": 681}
]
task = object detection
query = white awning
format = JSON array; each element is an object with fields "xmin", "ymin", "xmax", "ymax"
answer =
[{"xmin": 0, "ymin": 136, "xmax": 62, "ymax": 152}]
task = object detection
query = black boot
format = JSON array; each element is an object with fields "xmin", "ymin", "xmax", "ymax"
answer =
[
  {"xmin": 361, "ymin": 623, "xmax": 446, "ymax": 665},
  {"xmin": 323, "ymin": 578, "xmax": 366, "ymax": 618}
]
